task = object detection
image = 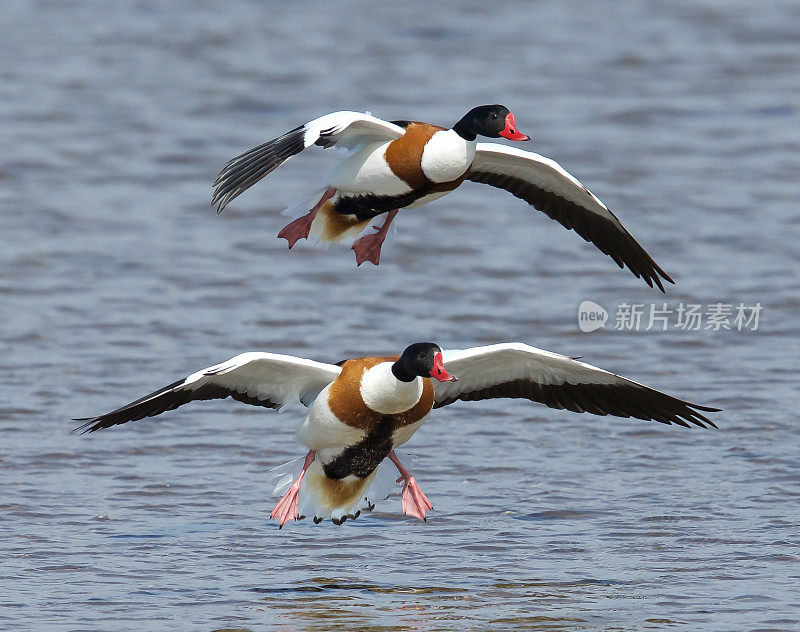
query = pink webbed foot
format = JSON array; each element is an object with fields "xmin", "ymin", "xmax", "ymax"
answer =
[
  {"xmin": 351, "ymin": 231, "xmax": 386, "ymax": 266},
  {"xmin": 270, "ymin": 482, "xmax": 302, "ymax": 528},
  {"xmin": 351, "ymin": 209, "xmax": 398, "ymax": 266},
  {"xmin": 277, "ymin": 214, "xmax": 316, "ymax": 249},
  {"xmin": 269, "ymin": 450, "xmax": 315, "ymax": 528},
  {"xmin": 396, "ymin": 474, "xmax": 434, "ymax": 521},
  {"xmin": 389, "ymin": 449, "xmax": 433, "ymax": 521},
  {"xmin": 278, "ymin": 187, "xmax": 336, "ymax": 249}
]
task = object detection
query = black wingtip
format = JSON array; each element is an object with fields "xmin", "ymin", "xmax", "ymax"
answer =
[
  {"xmin": 466, "ymin": 169, "xmax": 680, "ymax": 294},
  {"xmin": 695, "ymin": 405, "xmax": 723, "ymax": 413},
  {"xmin": 684, "ymin": 403, "xmax": 721, "ymax": 430},
  {"xmin": 69, "ymin": 417, "xmax": 98, "ymax": 435},
  {"xmin": 653, "ymin": 267, "xmax": 675, "ymax": 294},
  {"xmin": 210, "ymin": 189, "xmax": 228, "ymax": 214},
  {"xmin": 640, "ymin": 268, "xmax": 669, "ymax": 293},
  {"xmin": 210, "ymin": 125, "xmax": 307, "ymax": 214}
]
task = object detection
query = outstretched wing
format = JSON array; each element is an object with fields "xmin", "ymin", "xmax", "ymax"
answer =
[
  {"xmin": 467, "ymin": 143, "xmax": 674, "ymax": 292},
  {"xmin": 434, "ymin": 343, "xmax": 718, "ymax": 429},
  {"xmin": 212, "ymin": 111, "xmax": 406, "ymax": 212},
  {"xmin": 72, "ymin": 352, "xmax": 341, "ymax": 434}
]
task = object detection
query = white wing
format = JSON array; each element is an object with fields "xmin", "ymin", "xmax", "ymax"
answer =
[
  {"xmin": 467, "ymin": 143, "xmax": 673, "ymax": 291},
  {"xmin": 434, "ymin": 343, "xmax": 718, "ymax": 428},
  {"xmin": 73, "ymin": 352, "xmax": 341, "ymax": 433},
  {"xmin": 212, "ymin": 111, "xmax": 406, "ymax": 212}
]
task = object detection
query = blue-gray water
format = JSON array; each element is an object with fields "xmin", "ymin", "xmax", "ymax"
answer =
[{"xmin": 1, "ymin": 1, "xmax": 799, "ymax": 630}]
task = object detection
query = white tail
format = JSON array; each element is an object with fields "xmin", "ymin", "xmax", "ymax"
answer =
[{"xmin": 266, "ymin": 451, "xmax": 413, "ymax": 524}]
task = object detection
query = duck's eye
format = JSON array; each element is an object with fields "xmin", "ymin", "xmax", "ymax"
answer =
[{"xmin": 491, "ymin": 113, "xmax": 498, "ymax": 119}]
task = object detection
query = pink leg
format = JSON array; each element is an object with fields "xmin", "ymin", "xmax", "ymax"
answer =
[
  {"xmin": 277, "ymin": 187, "xmax": 336, "ymax": 249},
  {"xmin": 351, "ymin": 209, "xmax": 399, "ymax": 266},
  {"xmin": 388, "ymin": 449, "xmax": 433, "ymax": 521},
  {"xmin": 270, "ymin": 450, "xmax": 315, "ymax": 528}
]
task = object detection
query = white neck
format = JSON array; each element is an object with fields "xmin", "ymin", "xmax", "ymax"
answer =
[
  {"xmin": 420, "ymin": 129, "xmax": 477, "ymax": 183},
  {"xmin": 359, "ymin": 363, "xmax": 424, "ymax": 415}
]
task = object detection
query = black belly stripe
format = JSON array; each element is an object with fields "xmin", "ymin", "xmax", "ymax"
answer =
[
  {"xmin": 334, "ymin": 190, "xmax": 428, "ymax": 221},
  {"xmin": 323, "ymin": 416, "xmax": 395, "ymax": 480}
]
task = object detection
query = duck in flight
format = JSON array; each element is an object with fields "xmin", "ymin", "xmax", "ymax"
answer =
[
  {"xmin": 74, "ymin": 342, "xmax": 718, "ymax": 527},
  {"xmin": 212, "ymin": 105, "xmax": 674, "ymax": 291}
]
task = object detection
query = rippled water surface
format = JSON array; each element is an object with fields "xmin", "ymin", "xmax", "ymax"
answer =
[{"xmin": 2, "ymin": 1, "xmax": 799, "ymax": 630}]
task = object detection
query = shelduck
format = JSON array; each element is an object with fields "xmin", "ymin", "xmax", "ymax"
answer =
[
  {"xmin": 212, "ymin": 105, "xmax": 673, "ymax": 291},
  {"xmin": 74, "ymin": 342, "xmax": 718, "ymax": 527}
]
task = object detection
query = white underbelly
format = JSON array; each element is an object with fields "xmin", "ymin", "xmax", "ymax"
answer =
[
  {"xmin": 404, "ymin": 189, "xmax": 453, "ymax": 209},
  {"xmin": 295, "ymin": 385, "xmax": 365, "ymax": 450},
  {"xmin": 391, "ymin": 417, "xmax": 429, "ymax": 447},
  {"xmin": 326, "ymin": 142, "xmax": 412, "ymax": 196}
]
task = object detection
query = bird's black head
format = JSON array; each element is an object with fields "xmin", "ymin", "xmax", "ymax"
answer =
[
  {"xmin": 453, "ymin": 104, "xmax": 531, "ymax": 142},
  {"xmin": 392, "ymin": 342, "xmax": 457, "ymax": 383}
]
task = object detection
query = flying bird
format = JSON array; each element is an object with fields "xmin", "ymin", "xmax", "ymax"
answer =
[
  {"xmin": 212, "ymin": 105, "xmax": 673, "ymax": 290},
  {"xmin": 74, "ymin": 342, "xmax": 718, "ymax": 526}
]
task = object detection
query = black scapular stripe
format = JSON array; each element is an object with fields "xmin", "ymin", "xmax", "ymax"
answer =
[
  {"xmin": 334, "ymin": 190, "xmax": 429, "ymax": 221},
  {"xmin": 323, "ymin": 417, "xmax": 395, "ymax": 479}
]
